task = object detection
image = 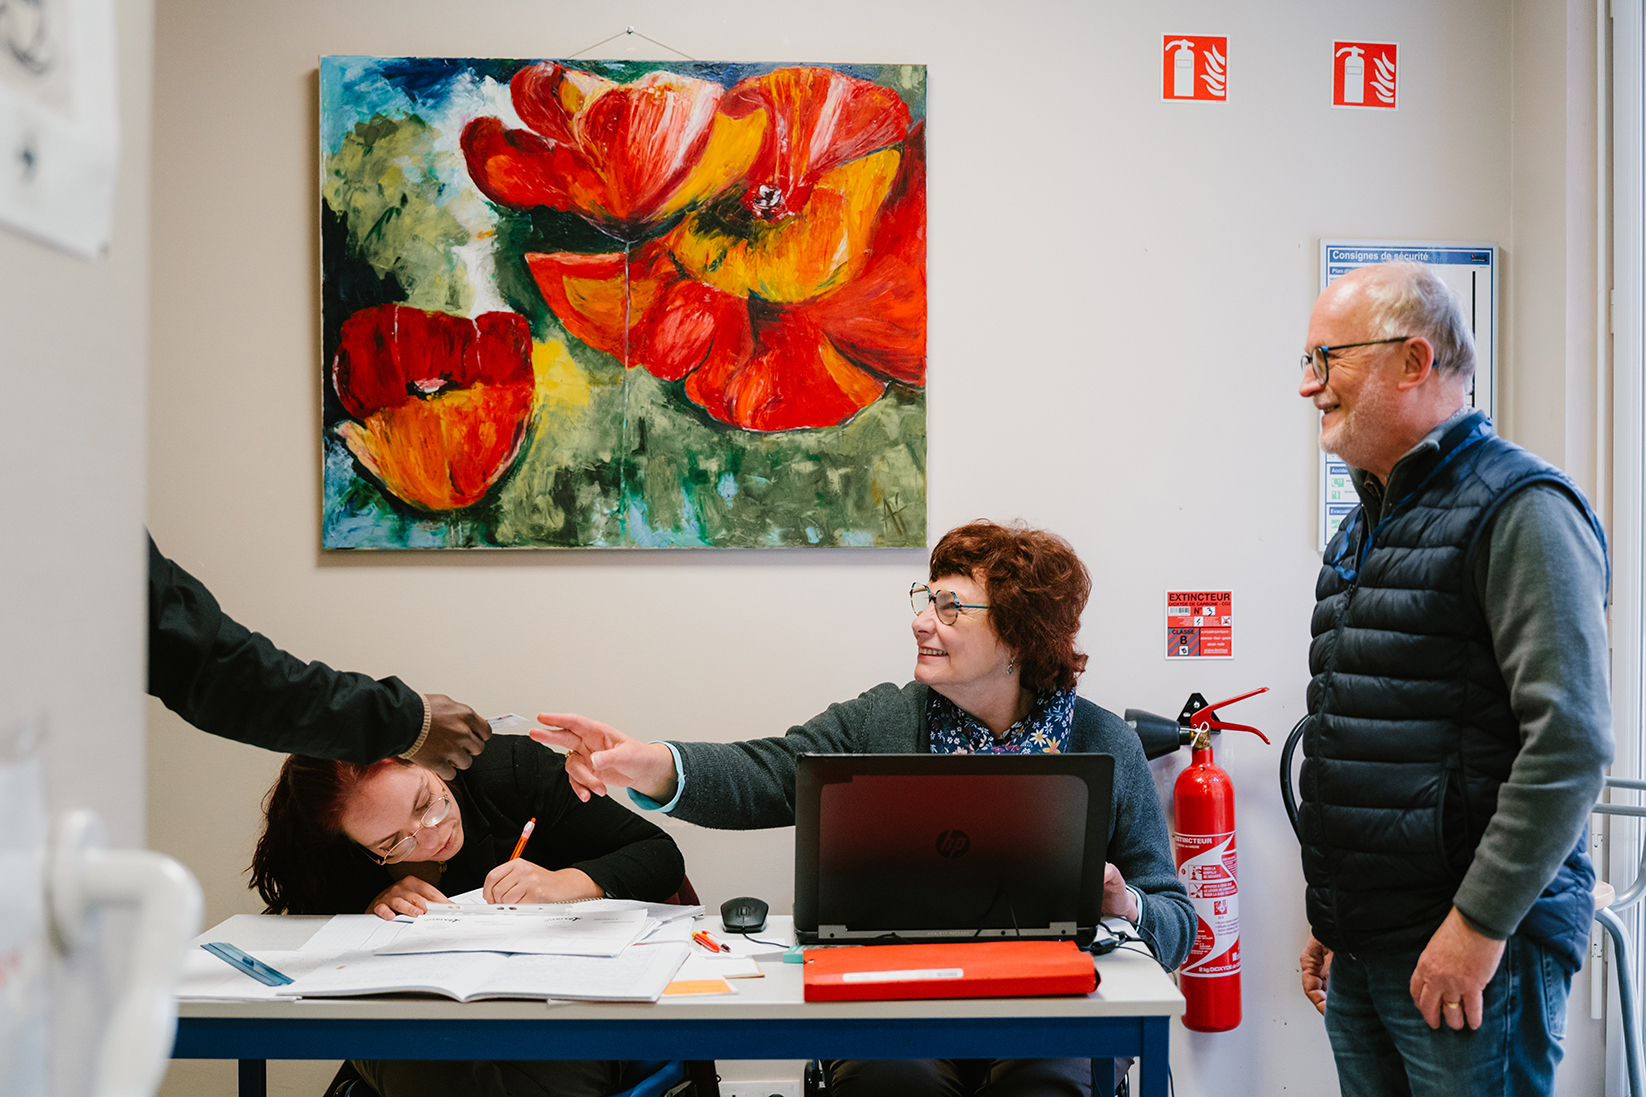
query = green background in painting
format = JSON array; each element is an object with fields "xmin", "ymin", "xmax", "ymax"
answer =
[{"xmin": 319, "ymin": 57, "xmax": 927, "ymax": 549}]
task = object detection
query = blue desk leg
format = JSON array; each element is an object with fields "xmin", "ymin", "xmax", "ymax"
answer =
[
  {"xmin": 238, "ymin": 1059, "xmax": 266, "ymax": 1097},
  {"xmin": 1138, "ymin": 1017, "xmax": 1169, "ymax": 1097}
]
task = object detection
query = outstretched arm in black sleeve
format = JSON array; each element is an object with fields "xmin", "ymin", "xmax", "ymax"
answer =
[{"xmin": 147, "ymin": 533, "xmax": 489, "ymax": 771}]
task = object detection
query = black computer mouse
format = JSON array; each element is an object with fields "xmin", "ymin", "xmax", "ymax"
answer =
[{"xmin": 720, "ymin": 895, "xmax": 769, "ymax": 934}]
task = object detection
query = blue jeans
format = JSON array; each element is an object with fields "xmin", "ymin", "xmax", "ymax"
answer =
[{"xmin": 1324, "ymin": 934, "xmax": 1571, "ymax": 1097}]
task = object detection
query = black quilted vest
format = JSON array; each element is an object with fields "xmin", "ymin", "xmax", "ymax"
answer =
[{"xmin": 1303, "ymin": 410, "xmax": 1603, "ymax": 971}]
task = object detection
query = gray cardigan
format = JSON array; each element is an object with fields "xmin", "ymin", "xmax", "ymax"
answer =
[{"xmin": 669, "ymin": 681, "xmax": 1195, "ymax": 969}]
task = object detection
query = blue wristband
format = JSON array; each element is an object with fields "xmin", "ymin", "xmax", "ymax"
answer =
[{"xmin": 626, "ymin": 742, "xmax": 686, "ymax": 813}]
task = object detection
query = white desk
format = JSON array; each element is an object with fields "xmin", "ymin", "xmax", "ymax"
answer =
[{"xmin": 173, "ymin": 915, "xmax": 1184, "ymax": 1097}]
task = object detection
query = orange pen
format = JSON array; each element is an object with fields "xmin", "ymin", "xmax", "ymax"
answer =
[
  {"xmin": 509, "ymin": 817, "xmax": 536, "ymax": 860},
  {"xmin": 693, "ymin": 930, "xmax": 730, "ymax": 953}
]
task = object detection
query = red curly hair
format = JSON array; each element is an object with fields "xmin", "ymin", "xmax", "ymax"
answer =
[{"xmin": 928, "ymin": 520, "xmax": 1091, "ymax": 693}]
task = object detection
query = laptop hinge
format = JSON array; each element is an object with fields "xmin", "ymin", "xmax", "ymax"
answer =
[{"xmin": 817, "ymin": 924, "xmax": 1085, "ymax": 941}]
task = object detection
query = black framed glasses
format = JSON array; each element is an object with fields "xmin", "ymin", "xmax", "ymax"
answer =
[
  {"xmin": 1300, "ymin": 336, "xmax": 1412, "ymax": 386},
  {"xmin": 910, "ymin": 583, "xmax": 990, "ymax": 626},
  {"xmin": 369, "ymin": 794, "xmax": 451, "ymax": 865}
]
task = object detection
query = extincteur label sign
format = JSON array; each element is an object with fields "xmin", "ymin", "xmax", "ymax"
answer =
[{"xmin": 1166, "ymin": 590, "xmax": 1233, "ymax": 659}]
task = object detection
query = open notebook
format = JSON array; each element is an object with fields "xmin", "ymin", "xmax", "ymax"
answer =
[{"xmin": 288, "ymin": 942, "xmax": 691, "ymax": 1002}]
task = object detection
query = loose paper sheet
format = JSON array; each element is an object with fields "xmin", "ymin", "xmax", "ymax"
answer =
[
  {"xmin": 379, "ymin": 909, "xmax": 651, "ymax": 957},
  {"xmin": 300, "ymin": 914, "xmax": 411, "ymax": 953}
]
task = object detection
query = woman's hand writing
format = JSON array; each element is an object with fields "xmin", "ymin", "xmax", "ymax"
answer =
[{"xmin": 483, "ymin": 862, "xmax": 603, "ymax": 905}]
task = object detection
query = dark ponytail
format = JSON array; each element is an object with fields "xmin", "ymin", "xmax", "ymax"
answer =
[{"xmin": 249, "ymin": 755, "xmax": 405, "ymax": 914}]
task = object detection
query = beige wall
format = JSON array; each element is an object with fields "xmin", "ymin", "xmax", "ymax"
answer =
[
  {"xmin": 1506, "ymin": 0, "xmax": 1605, "ymax": 502},
  {"xmin": 144, "ymin": 1, "xmax": 1609, "ymax": 1095}
]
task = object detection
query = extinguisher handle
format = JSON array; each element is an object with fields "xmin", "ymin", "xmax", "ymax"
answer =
[
  {"xmin": 1197, "ymin": 686, "xmax": 1269, "ymax": 714},
  {"xmin": 1187, "ymin": 717, "xmax": 1272, "ymax": 744},
  {"xmin": 1183, "ymin": 687, "xmax": 1273, "ymax": 742}
]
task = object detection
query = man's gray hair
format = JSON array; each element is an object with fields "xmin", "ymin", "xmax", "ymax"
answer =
[{"xmin": 1361, "ymin": 261, "xmax": 1476, "ymax": 381}]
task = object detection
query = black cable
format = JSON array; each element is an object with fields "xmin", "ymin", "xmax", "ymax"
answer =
[
  {"xmin": 1113, "ymin": 942, "xmax": 1176, "ymax": 976},
  {"xmin": 1279, "ymin": 714, "xmax": 1310, "ymax": 841},
  {"xmin": 1090, "ymin": 920, "xmax": 1177, "ymax": 978}
]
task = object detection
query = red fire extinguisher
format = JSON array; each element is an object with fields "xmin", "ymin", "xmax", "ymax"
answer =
[{"xmin": 1169, "ymin": 688, "xmax": 1271, "ymax": 1032}]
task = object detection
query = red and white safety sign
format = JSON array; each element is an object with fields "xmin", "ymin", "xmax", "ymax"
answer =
[
  {"xmin": 1333, "ymin": 41, "xmax": 1398, "ymax": 110},
  {"xmin": 1166, "ymin": 591, "xmax": 1233, "ymax": 659},
  {"xmin": 1176, "ymin": 830, "xmax": 1240, "ymax": 976},
  {"xmin": 1163, "ymin": 36, "xmax": 1228, "ymax": 102}
]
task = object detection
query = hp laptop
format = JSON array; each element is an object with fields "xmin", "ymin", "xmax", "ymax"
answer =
[{"xmin": 793, "ymin": 753, "xmax": 1114, "ymax": 947}]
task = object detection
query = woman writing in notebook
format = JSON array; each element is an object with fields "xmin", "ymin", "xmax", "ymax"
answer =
[
  {"xmin": 538, "ymin": 520, "xmax": 1194, "ymax": 1097},
  {"xmin": 249, "ymin": 733, "xmax": 685, "ymax": 1097}
]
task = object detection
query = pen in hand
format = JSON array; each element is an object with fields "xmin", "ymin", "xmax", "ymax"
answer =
[{"xmin": 509, "ymin": 818, "xmax": 536, "ymax": 861}]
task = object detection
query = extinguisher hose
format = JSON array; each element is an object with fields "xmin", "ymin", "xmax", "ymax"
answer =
[{"xmin": 1279, "ymin": 715, "xmax": 1310, "ymax": 841}]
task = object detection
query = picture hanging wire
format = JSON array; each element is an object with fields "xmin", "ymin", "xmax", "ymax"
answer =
[{"xmin": 567, "ymin": 27, "xmax": 697, "ymax": 61}]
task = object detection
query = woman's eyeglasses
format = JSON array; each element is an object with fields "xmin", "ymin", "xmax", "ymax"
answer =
[
  {"xmin": 370, "ymin": 794, "xmax": 451, "ymax": 865},
  {"xmin": 910, "ymin": 583, "xmax": 990, "ymax": 626}
]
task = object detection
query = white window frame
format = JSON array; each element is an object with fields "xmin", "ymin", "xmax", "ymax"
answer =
[{"xmin": 1611, "ymin": 1, "xmax": 1646, "ymax": 1093}]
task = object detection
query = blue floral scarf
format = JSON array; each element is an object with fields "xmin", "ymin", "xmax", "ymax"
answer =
[{"xmin": 925, "ymin": 687, "xmax": 1075, "ymax": 755}]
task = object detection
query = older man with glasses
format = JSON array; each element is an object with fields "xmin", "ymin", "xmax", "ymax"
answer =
[{"xmin": 1294, "ymin": 262, "xmax": 1611, "ymax": 1096}]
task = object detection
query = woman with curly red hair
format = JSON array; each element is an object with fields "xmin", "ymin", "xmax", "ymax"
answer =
[{"xmin": 537, "ymin": 520, "xmax": 1191, "ymax": 1097}]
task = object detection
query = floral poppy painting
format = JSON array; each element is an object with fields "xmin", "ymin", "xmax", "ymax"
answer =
[{"xmin": 320, "ymin": 56, "xmax": 926, "ymax": 548}]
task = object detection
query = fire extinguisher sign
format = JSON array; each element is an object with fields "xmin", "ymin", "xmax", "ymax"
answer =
[
  {"xmin": 1162, "ymin": 36, "xmax": 1228, "ymax": 101},
  {"xmin": 1165, "ymin": 590, "xmax": 1233, "ymax": 659},
  {"xmin": 1333, "ymin": 41, "xmax": 1398, "ymax": 109}
]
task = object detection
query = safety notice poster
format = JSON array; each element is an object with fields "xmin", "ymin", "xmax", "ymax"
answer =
[
  {"xmin": 1166, "ymin": 591, "xmax": 1232, "ymax": 659},
  {"xmin": 1315, "ymin": 241, "xmax": 1497, "ymax": 550}
]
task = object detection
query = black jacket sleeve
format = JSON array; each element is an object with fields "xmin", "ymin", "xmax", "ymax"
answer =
[{"xmin": 147, "ymin": 534, "xmax": 422, "ymax": 761}]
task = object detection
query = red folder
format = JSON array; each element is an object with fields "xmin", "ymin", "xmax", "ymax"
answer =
[{"xmin": 802, "ymin": 940, "xmax": 1098, "ymax": 1002}]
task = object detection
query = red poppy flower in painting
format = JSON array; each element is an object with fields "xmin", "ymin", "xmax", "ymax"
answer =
[
  {"xmin": 461, "ymin": 64, "xmax": 766, "ymax": 238},
  {"xmin": 721, "ymin": 66, "xmax": 913, "ymax": 227},
  {"xmin": 331, "ymin": 305, "xmax": 535, "ymax": 511},
  {"xmin": 523, "ymin": 87, "xmax": 926, "ymax": 432}
]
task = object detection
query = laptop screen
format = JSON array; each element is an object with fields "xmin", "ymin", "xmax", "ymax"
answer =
[{"xmin": 793, "ymin": 753, "xmax": 1114, "ymax": 945}]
